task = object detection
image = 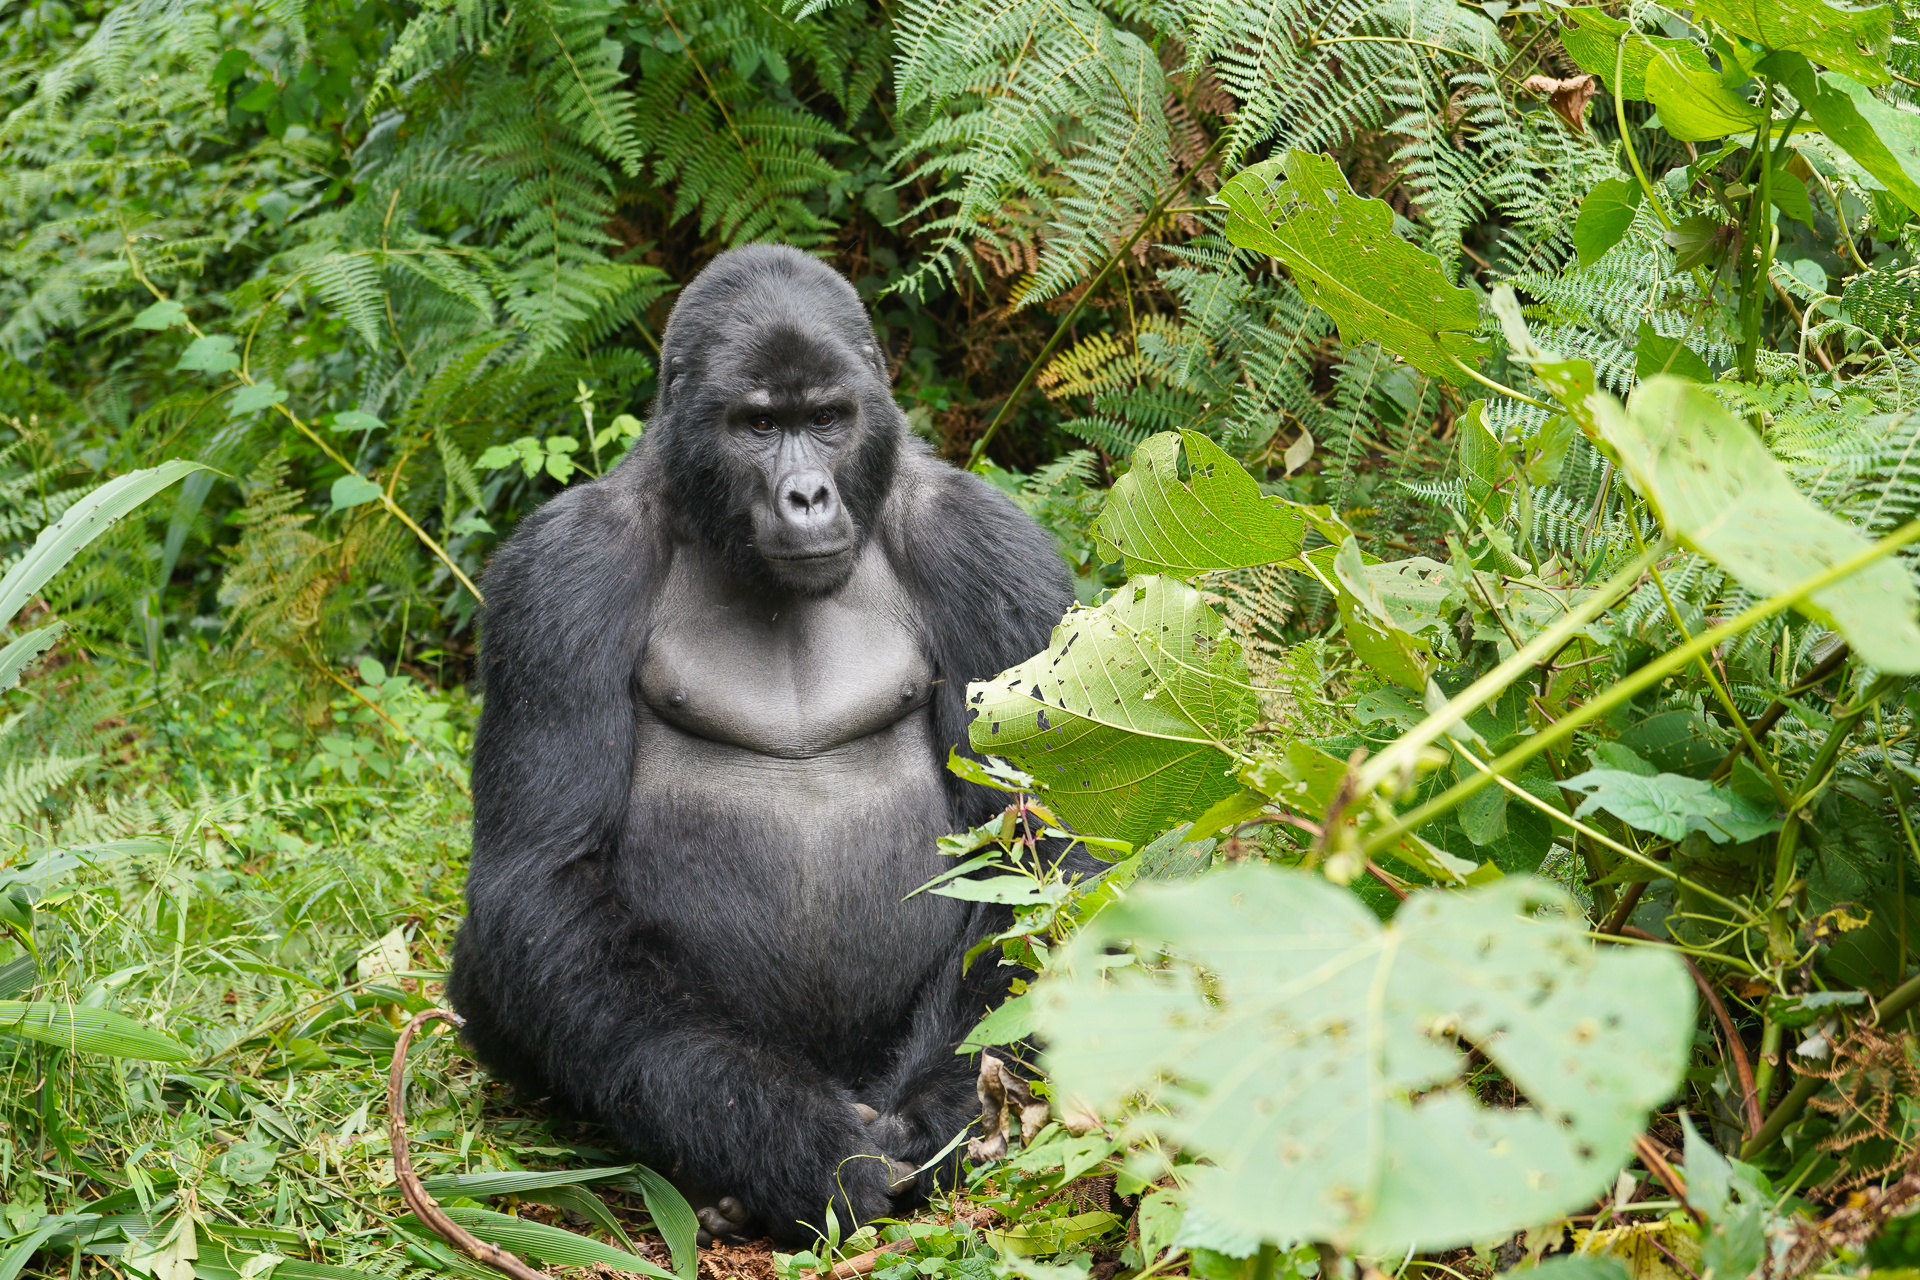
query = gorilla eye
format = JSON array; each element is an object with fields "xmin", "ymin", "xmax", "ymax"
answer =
[
  {"xmin": 812, "ymin": 409, "xmax": 838, "ymax": 427},
  {"xmin": 750, "ymin": 416, "xmax": 777, "ymax": 433}
]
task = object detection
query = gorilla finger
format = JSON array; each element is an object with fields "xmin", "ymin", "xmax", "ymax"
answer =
[
  {"xmin": 698, "ymin": 1207, "xmax": 735, "ymax": 1235},
  {"xmin": 852, "ymin": 1103, "xmax": 879, "ymax": 1124},
  {"xmin": 717, "ymin": 1197, "xmax": 750, "ymax": 1226},
  {"xmin": 697, "ymin": 1230, "xmax": 714, "ymax": 1249},
  {"xmin": 887, "ymin": 1159, "xmax": 917, "ymax": 1196}
]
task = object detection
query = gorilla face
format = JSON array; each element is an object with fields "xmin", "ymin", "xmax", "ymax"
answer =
[
  {"xmin": 719, "ymin": 330, "xmax": 867, "ymax": 595},
  {"xmin": 654, "ymin": 247, "xmax": 901, "ymax": 598}
]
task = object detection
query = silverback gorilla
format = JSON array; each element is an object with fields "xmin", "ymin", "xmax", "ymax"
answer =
[{"xmin": 447, "ymin": 245, "xmax": 1076, "ymax": 1247}]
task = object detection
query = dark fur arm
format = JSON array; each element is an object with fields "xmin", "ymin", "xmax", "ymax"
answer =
[{"xmin": 451, "ymin": 476, "xmax": 656, "ymax": 1083}]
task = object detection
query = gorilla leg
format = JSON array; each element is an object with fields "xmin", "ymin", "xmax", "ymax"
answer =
[
  {"xmin": 451, "ymin": 875, "xmax": 901, "ymax": 1246},
  {"xmin": 857, "ymin": 920, "xmax": 1013, "ymax": 1200}
]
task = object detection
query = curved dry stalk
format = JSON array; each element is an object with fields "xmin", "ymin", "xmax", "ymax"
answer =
[{"xmin": 387, "ymin": 1008, "xmax": 547, "ymax": 1280}]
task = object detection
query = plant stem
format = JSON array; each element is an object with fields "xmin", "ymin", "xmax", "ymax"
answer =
[
  {"xmin": 1740, "ymin": 1072, "xmax": 1820, "ymax": 1160},
  {"xmin": 1614, "ymin": 37, "xmax": 1673, "ymax": 232},
  {"xmin": 1446, "ymin": 357, "xmax": 1554, "ymax": 410},
  {"xmin": 966, "ymin": 132, "xmax": 1231, "ymax": 471},
  {"xmin": 1358, "ymin": 544, "xmax": 1663, "ymax": 796},
  {"xmin": 1751, "ymin": 1018, "xmax": 1782, "ymax": 1117},
  {"xmin": 1360, "ymin": 516, "xmax": 1920, "ymax": 859},
  {"xmin": 1739, "ymin": 83, "xmax": 1776, "ymax": 387}
]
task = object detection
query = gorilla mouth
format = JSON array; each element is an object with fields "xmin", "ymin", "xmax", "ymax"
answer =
[{"xmin": 762, "ymin": 546, "xmax": 853, "ymax": 562}]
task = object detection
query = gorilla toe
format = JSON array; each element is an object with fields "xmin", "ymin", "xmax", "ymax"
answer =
[{"xmin": 695, "ymin": 1196, "xmax": 755, "ymax": 1247}]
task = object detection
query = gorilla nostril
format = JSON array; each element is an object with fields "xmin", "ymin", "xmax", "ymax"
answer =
[{"xmin": 783, "ymin": 483, "xmax": 835, "ymax": 515}]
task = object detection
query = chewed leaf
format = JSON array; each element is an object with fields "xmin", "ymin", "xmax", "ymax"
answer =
[
  {"xmin": 1596, "ymin": 377, "xmax": 1920, "ymax": 673},
  {"xmin": 966, "ymin": 575, "xmax": 1257, "ymax": 844},
  {"xmin": 1218, "ymin": 150, "xmax": 1488, "ymax": 383},
  {"xmin": 1037, "ymin": 870, "xmax": 1693, "ymax": 1255},
  {"xmin": 1094, "ymin": 430, "xmax": 1305, "ymax": 577},
  {"xmin": 1694, "ymin": 0, "xmax": 1892, "ymax": 85}
]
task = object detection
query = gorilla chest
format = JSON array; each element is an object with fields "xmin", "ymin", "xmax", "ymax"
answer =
[
  {"xmin": 638, "ymin": 545, "xmax": 932, "ymax": 756},
  {"xmin": 625, "ymin": 547, "xmax": 960, "ymax": 1014}
]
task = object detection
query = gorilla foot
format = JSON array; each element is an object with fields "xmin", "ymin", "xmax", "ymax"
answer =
[{"xmin": 696, "ymin": 1197, "xmax": 755, "ymax": 1247}]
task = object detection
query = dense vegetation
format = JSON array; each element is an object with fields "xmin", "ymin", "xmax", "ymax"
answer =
[{"xmin": 3, "ymin": 0, "xmax": 1920, "ymax": 1278}]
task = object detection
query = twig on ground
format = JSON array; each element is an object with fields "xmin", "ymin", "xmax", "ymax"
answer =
[
  {"xmin": 388, "ymin": 1008, "xmax": 549, "ymax": 1280},
  {"xmin": 1632, "ymin": 1135, "xmax": 1704, "ymax": 1225}
]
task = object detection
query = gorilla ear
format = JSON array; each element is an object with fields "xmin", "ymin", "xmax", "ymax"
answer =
[
  {"xmin": 660, "ymin": 354, "xmax": 685, "ymax": 405},
  {"xmin": 861, "ymin": 342, "xmax": 885, "ymax": 377}
]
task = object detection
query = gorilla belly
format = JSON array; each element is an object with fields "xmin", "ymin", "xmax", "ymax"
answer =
[{"xmin": 623, "ymin": 713, "xmax": 964, "ymax": 1043}]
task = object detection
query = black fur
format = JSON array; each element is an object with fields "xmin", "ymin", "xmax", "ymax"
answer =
[{"xmin": 449, "ymin": 245, "xmax": 1076, "ymax": 1246}]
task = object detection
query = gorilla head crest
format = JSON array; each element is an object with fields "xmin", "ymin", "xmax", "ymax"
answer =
[{"xmin": 654, "ymin": 244, "xmax": 901, "ymax": 597}]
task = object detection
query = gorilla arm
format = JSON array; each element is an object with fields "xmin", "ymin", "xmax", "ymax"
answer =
[{"xmin": 448, "ymin": 476, "xmax": 899, "ymax": 1244}]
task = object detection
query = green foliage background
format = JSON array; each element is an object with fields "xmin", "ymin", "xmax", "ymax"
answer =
[{"xmin": 2, "ymin": 0, "xmax": 1920, "ymax": 1274}]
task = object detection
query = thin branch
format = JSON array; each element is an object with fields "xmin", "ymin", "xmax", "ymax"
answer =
[{"xmin": 388, "ymin": 1009, "xmax": 547, "ymax": 1280}]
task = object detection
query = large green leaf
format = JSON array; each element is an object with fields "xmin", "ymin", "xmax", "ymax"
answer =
[
  {"xmin": 967, "ymin": 575, "xmax": 1257, "ymax": 845},
  {"xmin": 0, "ymin": 1000, "xmax": 192, "ymax": 1060},
  {"xmin": 1764, "ymin": 54, "xmax": 1920, "ymax": 213},
  {"xmin": 1562, "ymin": 768, "xmax": 1782, "ymax": 842},
  {"xmin": 404, "ymin": 1166, "xmax": 639, "ymax": 1250},
  {"xmin": 1037, "ymin": 870, "xmax": 1692, "ymax": 1254},
  {"xmin": 397, "ymin": 1207, "xmax": 673, "ymax": 1279},
  {"xmin": 1694, "ymin": 0, "xmax": 1891, "ymax": 85},
  {"xmin": 1559, "ymin": 9, "xmax": 1712, "ymax": 99},
  {"xmin": 610, "ymin": 1164, "xmax": 699, "ymax": 1280},
  {"xmin": 1596, "ymin": 377, "xmax": 1920, "ymax": 673},
  {"xmin": 1218, "ymin": 151, "xmax": 1488, "ymax": 383},
  {"xmin": 1572, "ymin": 178, "xmax": 1644, "ymax": 266},
  {"xmin": 1093, "ymin": 431, "xmax": 1306, "ymax": 577},
  {"xmin": 1331, "ymin": 542, "xmax": 1446, "ymax": 691},
  {"xmin": 1645, "ymin": 59, "xmax": 1766, "ymax": 140},
  {"xmin": 0, "ymin": 461, "xmax": 208, "ymax": 623}
]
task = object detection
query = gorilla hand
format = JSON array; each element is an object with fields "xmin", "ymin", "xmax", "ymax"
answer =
[
  {"xmin": 852, "ymin": 1103, "xmax": 920, "ymax": 1197},
  {"xmin": 695, "ymin": 1196, "xmax": 754, "ymax": 1247}
]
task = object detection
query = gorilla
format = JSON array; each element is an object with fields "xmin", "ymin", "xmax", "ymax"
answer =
[{"xmin": 447, "ymin": 244, "xmax": 1076, "ymax": 1247}]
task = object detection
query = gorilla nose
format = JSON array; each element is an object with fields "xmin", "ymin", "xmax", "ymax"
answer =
[{"xmin": 779, "ymin": 471, "xmax": 838, "ymax": 526}]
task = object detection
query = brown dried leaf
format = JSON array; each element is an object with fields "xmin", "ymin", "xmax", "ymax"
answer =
[
  {"xmin": 1522, "ymin": 73, "xmax": 1600, "ymax": 135},
  {"xmin": 968, "ymin": 1055, "xmax": 1049, "ymax": 1163}
]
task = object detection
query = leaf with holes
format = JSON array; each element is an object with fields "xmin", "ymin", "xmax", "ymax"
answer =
[
  {"xmin": 0, "ymin": 461, "xmax": 208, "ymax": 624},
  {"xmin": 967, "ymin": 575, "xmax": 1257, "ymax": 845},
  {"xmin": 1695, "ymin": 0, "xmax": 1891, "ymax": 85},
  {"xmin": 1093, "ymin": 431, "xmax": 1306, "ymax": 577},
  {"xmin": 1037, "ymin": 869, "xmax": 1693, "ymax": 1254},
  {"xmin": 1596, "ymin": 377, "xmax": 1920, "ymax": 673},
  {"xmin": 1218, "ymin": 151, "xmax": 1488, "ymax": 383}
]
